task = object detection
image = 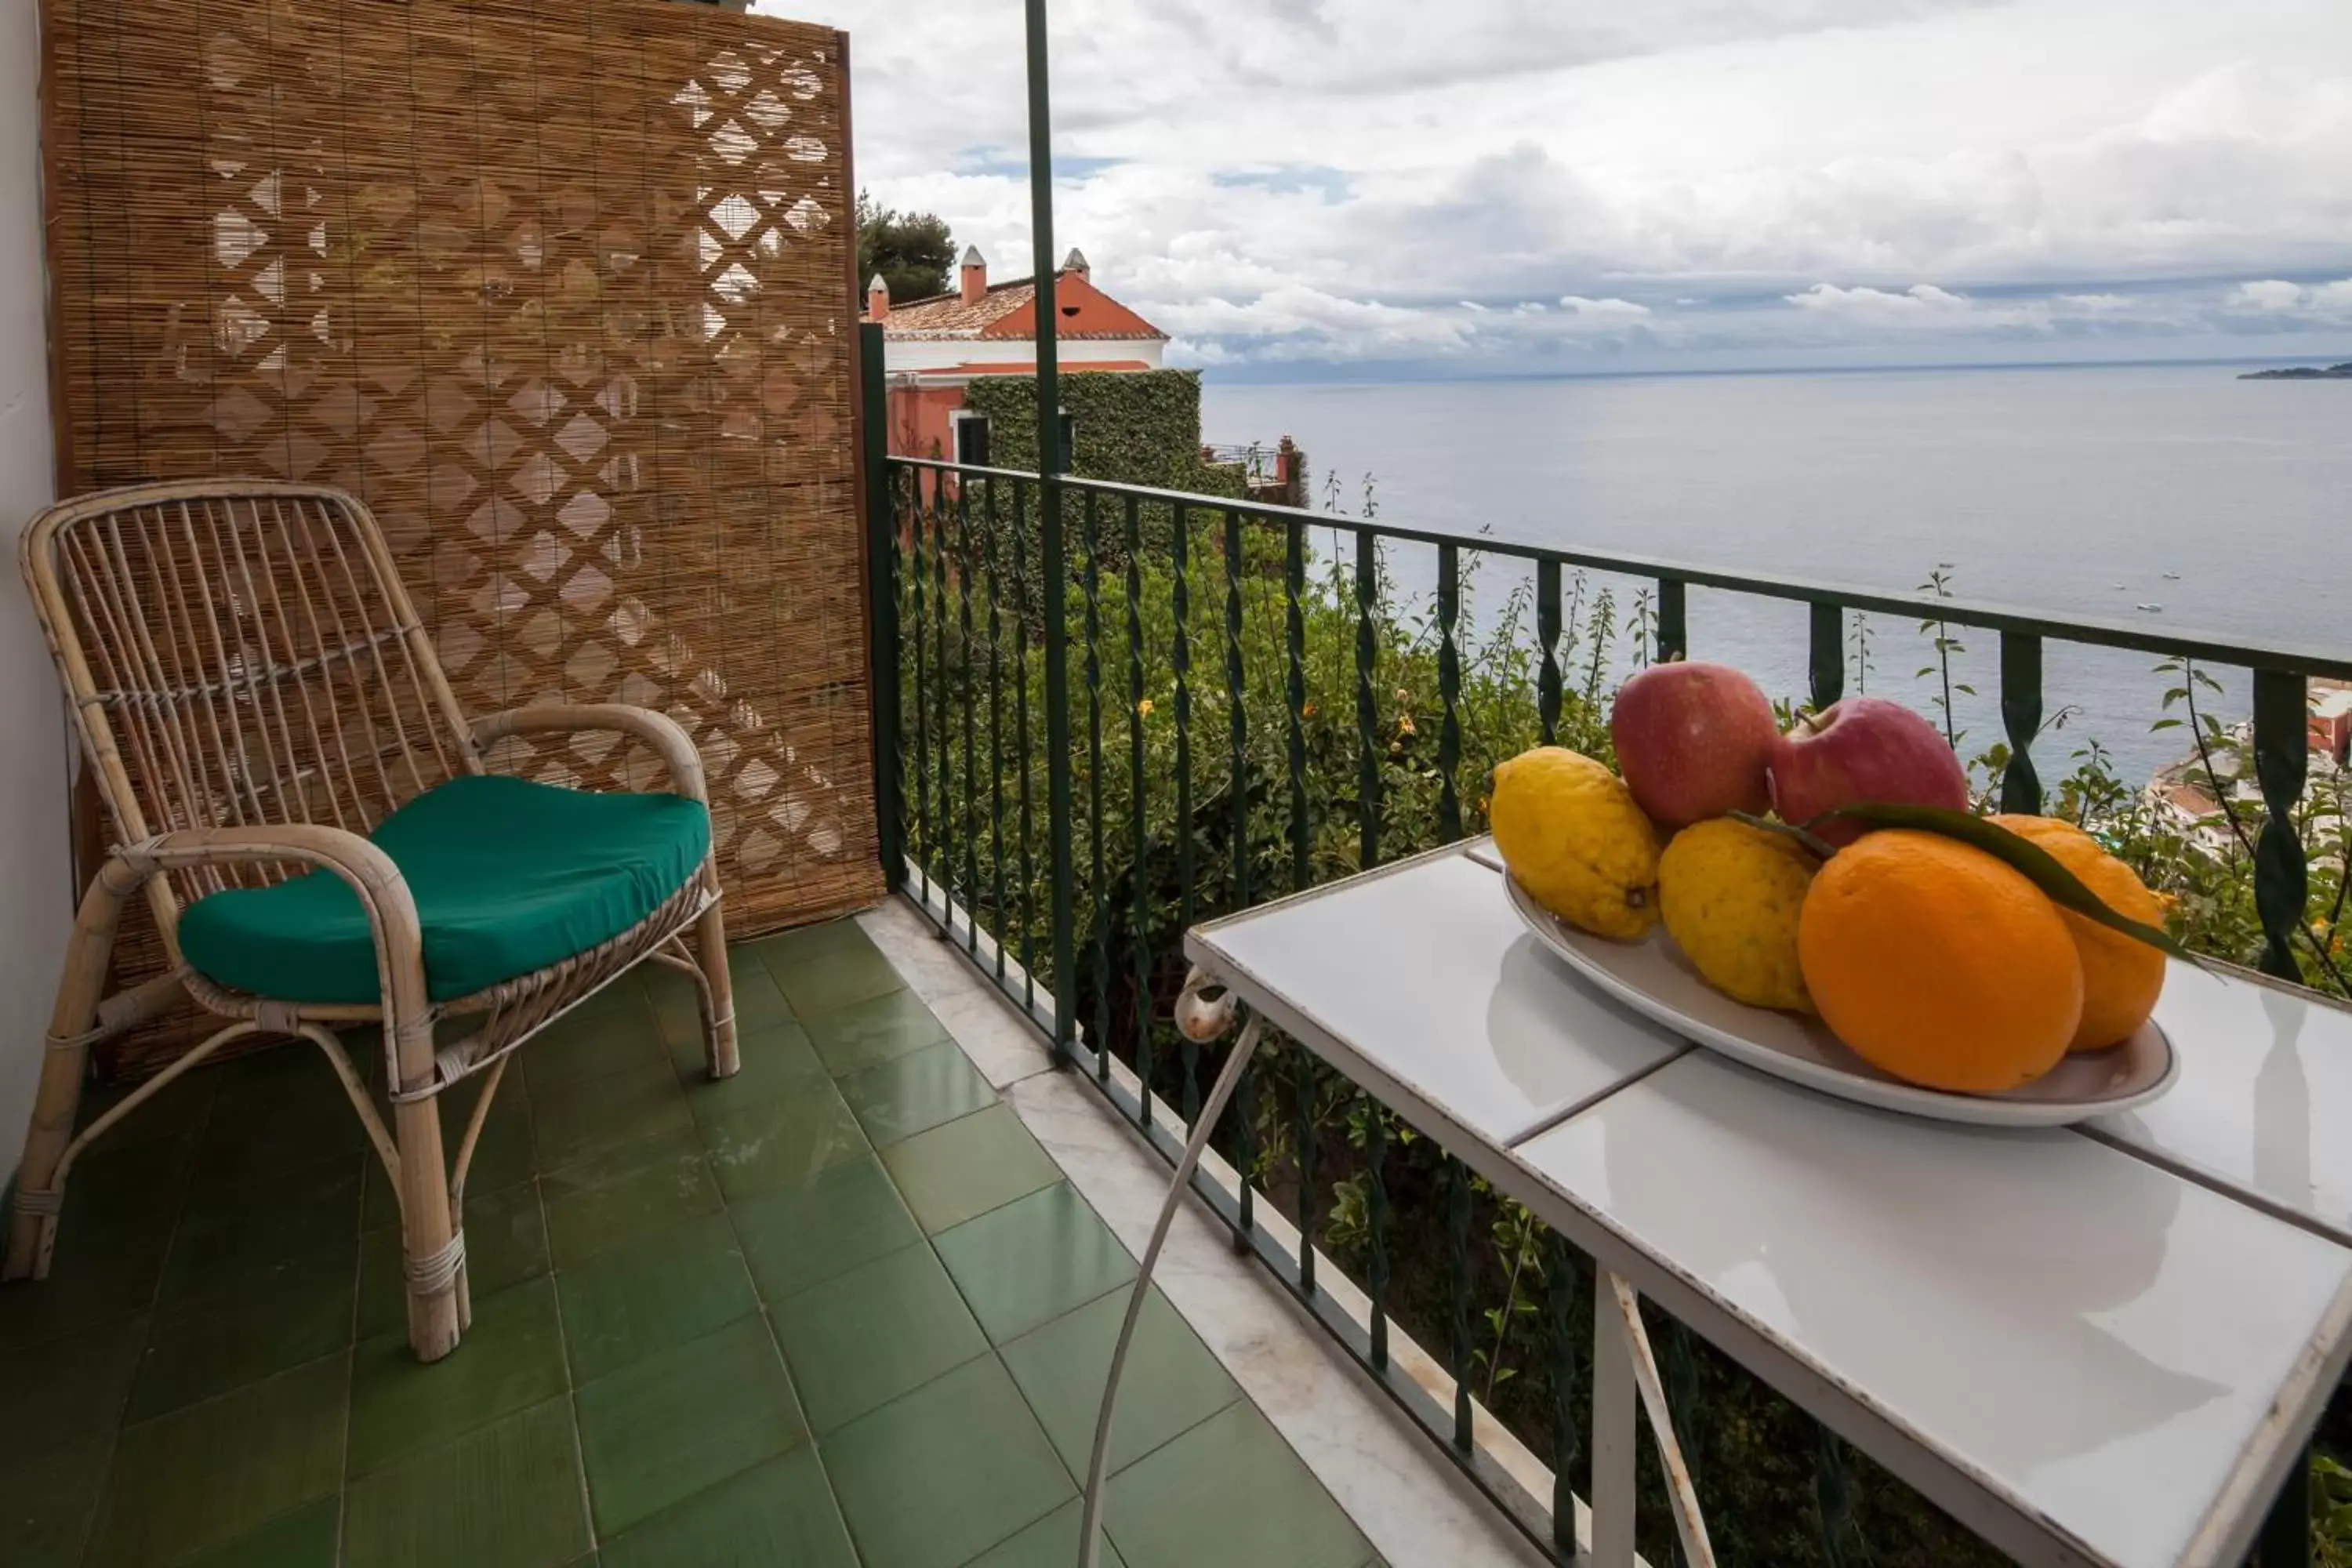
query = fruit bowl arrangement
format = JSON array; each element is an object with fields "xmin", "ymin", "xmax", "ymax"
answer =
[{"xmin": 1490, "ymin": 662, "xmax": 2185, "ymax": 1126}]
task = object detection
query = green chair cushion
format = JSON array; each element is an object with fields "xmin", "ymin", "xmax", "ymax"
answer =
[{"xmin": 179, "ymin": 774, "xmax": 711, "ymax": 1006}]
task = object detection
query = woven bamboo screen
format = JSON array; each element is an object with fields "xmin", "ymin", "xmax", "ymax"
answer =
[{"xmin": 42, "ymin": 0, "xmax": 881, "ymax": 1071}]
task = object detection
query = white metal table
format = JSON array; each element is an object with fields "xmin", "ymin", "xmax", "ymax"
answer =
[{"xmin": 1080, "ymin": 840, "xmax": 2352, "ymax": 1568}]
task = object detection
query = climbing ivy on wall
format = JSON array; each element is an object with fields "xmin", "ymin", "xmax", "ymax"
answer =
[{"xmin": 962, "ymin": 369, "xmax": 1246, "ymax": 498}]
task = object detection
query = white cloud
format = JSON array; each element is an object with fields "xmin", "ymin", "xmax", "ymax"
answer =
[{"xmin": 777, "ymin": 0, "xmax": 2352, "ymax": 367}]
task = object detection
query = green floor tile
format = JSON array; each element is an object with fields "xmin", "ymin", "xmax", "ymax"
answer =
[
  {"xmin": 77, "ymin": 1065, "xmax": 218, "ymax": 1155},
  {"xmin": 0, "ymin": 1431, "xmax": 110, "ymax": 1567},
  {"xmin": 129, "ymin": 1250, "xmax": 354, "ymax": 1421},
  {"xmin": 672, "ymin": 1020, "xmax": 829, "ymax": 1119},
  {"xmin": 732, "ymin": 967, "xmax": 795, "ymax": 1033},
  {"xmin": 177, "ymin": 1497, "xmax": 340, "ymax": 1566},
  {"xmin": 0, "ymin": 1311, "xmax": 147, "ymax": 1462},
  {"xmin": 1105, "ymin": 1402, "xmax": 1369, "ymax": 1568},
  {"xmin": 599, "ymin": 1445, "xmax": 855, "ymax": 1568},
  {"xmin": 731, "ymin": 1153, "xmax": 921, "ymax": 1304},
  {"xmin": 191, "ymin": 1049, "xmax": 370, "ymax": 1189},
  {"xmin": 529, "ymin": 1059, "xmax": 691, "ymax": 1171},
  {"xmin": 556, "ymin": 1212, "xmax": 758, "ymax": 1384},
  {"xmin": 935, "ymin": 1182, "xmax": 1135, "ymax": 1343},
  {"xmin": 66, "ymin": 1130, "xmax": 199, "ymax": 1229},
  {"xmin": 343, "ymin": 1396, "xmax": 589, "ymax": 1568},
  {"xmin": 85, "ymin": 1352, "xmax": 348, "ymax": 1568},
  {"xmin": 575, "ymin": 1314, "xmax": 808, "ymax": 1537},
  {"xmin": 837, "ymin": 1038, "xmax": 997, "ymax": 1146},
  {"xmin": 699, "ymin": 1084, "xmax": 869, "ymax": 1201},
  {"xmin": 822, "ymin": 1355, "xmax": 1076, "ymax": 1568},
  {"xmin": 361, "ymin": 1070, "xmax": 537, "ymax": 1229},
  {"xmin": 999, "ymin": 1287, "xmax": 1240, "ymax": 1476},
  {"xmin": 769, "ymin": 1241, "xmax": 987, "ymax": 1433},
  {"xmin": 804, "ymin": 987, "xmax": 949, "ymax": 1075},
  {"xmin": 527, "ymin": 996, "xmax": 668, "ymax": 1087},
  {"xmin": 775, "ymin": 944, "xmax": 909, "ymax": 1023},
  {"xmin": 0, "ymin": 1200, "xmax": 173, "ymax": 1353},
  {"xmin": 745, "ymin": 919, "xmax": 874, "ymax": 971},
  {"xmin": 347, "ymin": 1275, "xmax": 567, "ymax": 1478},
  {"xmin": 160, "ymin": 1156, "xmax": 362, "ymax": 1306},
  {"xmin": 880, "ymin": 1104, "xmax": 1060, "ymax": 1234},
  {"xmin": 962, "ymin": 1497, "xmax": 1127, "ymax": 1568},
  {"xmin": 540, "ymin": 1128, "xmax": 723, "ymax": 1269},
  {"xmin": 358, "ymin": 1178, "xmax": 548, "ymax": 1339},
  {"xmin": 640, "ymin": 956, "xmax": 717, "ymax": 1040}
]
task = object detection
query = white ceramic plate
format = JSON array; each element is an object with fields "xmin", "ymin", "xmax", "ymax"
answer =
[{"xmin": 1502, "ymin": 871, "xmax": 2178, "ymax": 1127}]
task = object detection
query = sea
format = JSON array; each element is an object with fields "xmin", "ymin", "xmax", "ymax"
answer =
[{"xmin": 1203, "ymin": 362, "xmax": 2352, "ymax": 789}]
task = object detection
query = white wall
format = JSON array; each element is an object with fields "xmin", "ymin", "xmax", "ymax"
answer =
[
  {"xmin": 882, "ymin": 335, "xmax": 1167, "ymax": 375},
  {"xmin": 0, "ymin": 5, "xmax": 71, "ymax": 1185}
]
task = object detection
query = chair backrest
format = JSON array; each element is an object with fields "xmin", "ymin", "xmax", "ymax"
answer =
[{"xmin": 20, "ymin": 478, "xmax": 482, "ymax": 924}]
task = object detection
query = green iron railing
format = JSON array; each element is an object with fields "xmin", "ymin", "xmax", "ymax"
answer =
[{"xmin": 861, "ymin": 365, "xmax": 2349, "ymax": 1564}]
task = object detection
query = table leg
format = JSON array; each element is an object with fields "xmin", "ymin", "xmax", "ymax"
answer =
[
  {"xmin": 1077, "ymin": 1012, "xmax": 1265, "ymax": 1568},
  {"xmin": 1592, "ymin": 1266, "xmax": 1639, "ymax": 1567}
]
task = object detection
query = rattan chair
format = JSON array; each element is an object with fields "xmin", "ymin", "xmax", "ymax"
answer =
[{"xmin": 2, "ymin": 477, "xmax": 739, "ymax": 1361}]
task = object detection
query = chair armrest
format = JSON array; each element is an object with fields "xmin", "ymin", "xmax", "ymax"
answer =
[
  {"xmin": 129, "ymin": 826, "xmax": 435, "ymax": 1080},
  {"xmin": 472, "ymin": 703, "xmax": 709, "ymax": 803}
]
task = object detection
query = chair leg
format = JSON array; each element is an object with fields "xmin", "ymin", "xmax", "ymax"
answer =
[
  {"xmin": 7, "ymin": 861, "xmax": 135, "ymax": 1282},
  {"xmin": 391, "ymin": 1015, "xmax": 465, "ymax": 1362},
  {"xmin": 694, "ymin": 895, "xmax": 739, "ymax": 1080}
]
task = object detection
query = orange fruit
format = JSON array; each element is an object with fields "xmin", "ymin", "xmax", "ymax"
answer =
[
  {"xmin": 1798, "ymin": 829, "xmax": 2082, "ymax": 1094},
  {"xmin": 1991, "ymin": 815, "xmax": 2168, "ymax": 1051}
]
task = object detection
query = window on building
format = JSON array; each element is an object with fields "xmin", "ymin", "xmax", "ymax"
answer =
[{"xmin": 952, "ymin": 411, "xmax": 989, "ymax": 466}]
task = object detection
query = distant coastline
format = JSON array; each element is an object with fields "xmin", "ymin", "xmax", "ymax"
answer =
[{"xmin": 2239, "ymin": 361, "xmax": 2352, "ymax": 380}]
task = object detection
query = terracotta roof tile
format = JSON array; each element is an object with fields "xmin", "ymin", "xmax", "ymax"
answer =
[{"xmin": 874, "ymin": 271, "xmax": 1167, "ymax": 342}]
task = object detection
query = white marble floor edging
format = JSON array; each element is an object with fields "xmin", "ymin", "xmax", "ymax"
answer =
[{"xmin": 859, "ymin": 895, "xmax": 1551, "ymax": 1568}]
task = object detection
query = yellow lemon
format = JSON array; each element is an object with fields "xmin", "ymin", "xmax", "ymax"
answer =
[
  {"xmin": 1490, "ymin": 748, "xmax": 1661, "ymax": 941},
  {"xmin": 1659, "ymin": 818, "xmax": 1819, "ymax": 1012}
]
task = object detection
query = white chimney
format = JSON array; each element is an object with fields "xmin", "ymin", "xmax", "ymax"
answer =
[
  {"xmin": 866, "ymin": 272, "xmax": 889, "ymax": 323},
  {"xmin": 1061, "ymin": 246, "xmax": 1090, "ymax": 281},
  {"xmin": 960, "ymin": 245, "xmax": 987, "ymax": 307}
]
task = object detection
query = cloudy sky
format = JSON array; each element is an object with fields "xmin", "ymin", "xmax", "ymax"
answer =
[{"xmin": 767, "ymin": 0, "xmax": 2352, "ymax": 376}]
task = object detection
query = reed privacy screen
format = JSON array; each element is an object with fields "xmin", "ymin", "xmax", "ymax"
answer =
[{"xmin": 41, "ymin": 0, "xmax": 879, "ymax": 1064}]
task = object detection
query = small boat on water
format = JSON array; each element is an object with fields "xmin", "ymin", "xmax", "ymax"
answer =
[{"xmin": 2136, "ymin": 602, "xmax": 2164, "ymax": 613}]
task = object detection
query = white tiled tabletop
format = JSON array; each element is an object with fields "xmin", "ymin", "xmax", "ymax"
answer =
[
  {"xmin": 1185, "ymin": 840, "xmax": 2352, "ymax": 1568},
  {"xmin": 1186, "ymin": 845, "xmax": 1689, "ymax": 1151},
  {"xmin": 1516, "ymin": 1052, "xmax": 2352, "ymax": 1568},
  {"xmin": 2089, "ymin": 957, "xmax": 2352, "ymax": 1247}
]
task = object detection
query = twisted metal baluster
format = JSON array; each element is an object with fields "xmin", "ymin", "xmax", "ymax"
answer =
[
  {"xmin": 1355, "ymin": 532, "xmax": 1381, "ymax": 870},
  {"xmin": 1367, "ymin": 1098, "xmax": 1392, "ymax": 1369},
  {"xmin": 1294, "ymin": 1048, "xmax": 1317, "ymax": 1297},
  {"xmin": 1537, "ymin": 559, "xmax": 1563, "ymax": 745},
  {"xmin": 2001, "ymin": 630, "xmax": 2045, "ymax": 814},
  {"xmin": 1657, "ymin": 577, "xmax": 1688, "ymax": 663},
  {"xmin": 1083, "ymin": 492, "xmax": 1109, "ymax": 1083},
  {"xmin": 1437, "ymin": 541, "xmax": 1462, "ymax": 842},
  {"xmin": 986, "ymin": 485, "xmax": 1008, "ymax": 981},
  {"xmin": 1013, "ymin": 488, "xmax": 1036, "ymax": 1007},
  {"xmin": 1174, "ymin": 505, "xmax": 1198, "ymax": 1125},
  {"xmin": 1666, "ymin": 1320, "xmax": 1704, "ymax": 1567},
  {"xmin": 1815, "ymin": 1421, "xmax": 1856, "ymax": 1568},
  {"xmin": 935, "ymin": 479, "xmax": 955, "ymax": 913},
  {"xmin": 1446, "ymin": 1152, "xmax": 1474, "ymax": 1450},
  {"xmin": 909, "ymin": 473, "xmax": 931, "ymax": 896},
  {"xmin": 1284, "ymin": 517, "xmax": 1310, "ymax": 889},
  {"xmin": 1125, "ymin": 495, "xmax": 1152, "ymax": 1127},
  {"xmin": 2252, "ymin": 668, "xmax": 2310, "ymax": 982},
  {"xmin": 1809, "ymin": 601, "xmax": 1844, "ymax": 713},
  {"xmin": 1547, "ymin": 1230, "xmax": 1580, "ymax": 1563},
  {"xmin": 956, "ymin": 485, "xmax": 979, "ymax": 956}
]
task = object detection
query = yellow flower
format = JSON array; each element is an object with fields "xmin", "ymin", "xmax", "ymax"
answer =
[
  {"xmin": 1397, "ymin": 713, "xmax": 1417, "ymax": 735},
  {"xmin": 1301, "ymin": 701, "xmax": 1317, "ymax": 718},
  {"xmin": 1137, "ymin": 698, "xmax": 1155, "ymax": 716}
]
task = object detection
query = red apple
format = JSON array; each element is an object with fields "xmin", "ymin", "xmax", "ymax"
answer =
[
  {"xmin": 1768, "ymin": 696, "xmax": 1968, "ymax": 846},
  {"xmin": 1609, "ymin": 661, "xmax": 1778, "ymax": 829}
]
